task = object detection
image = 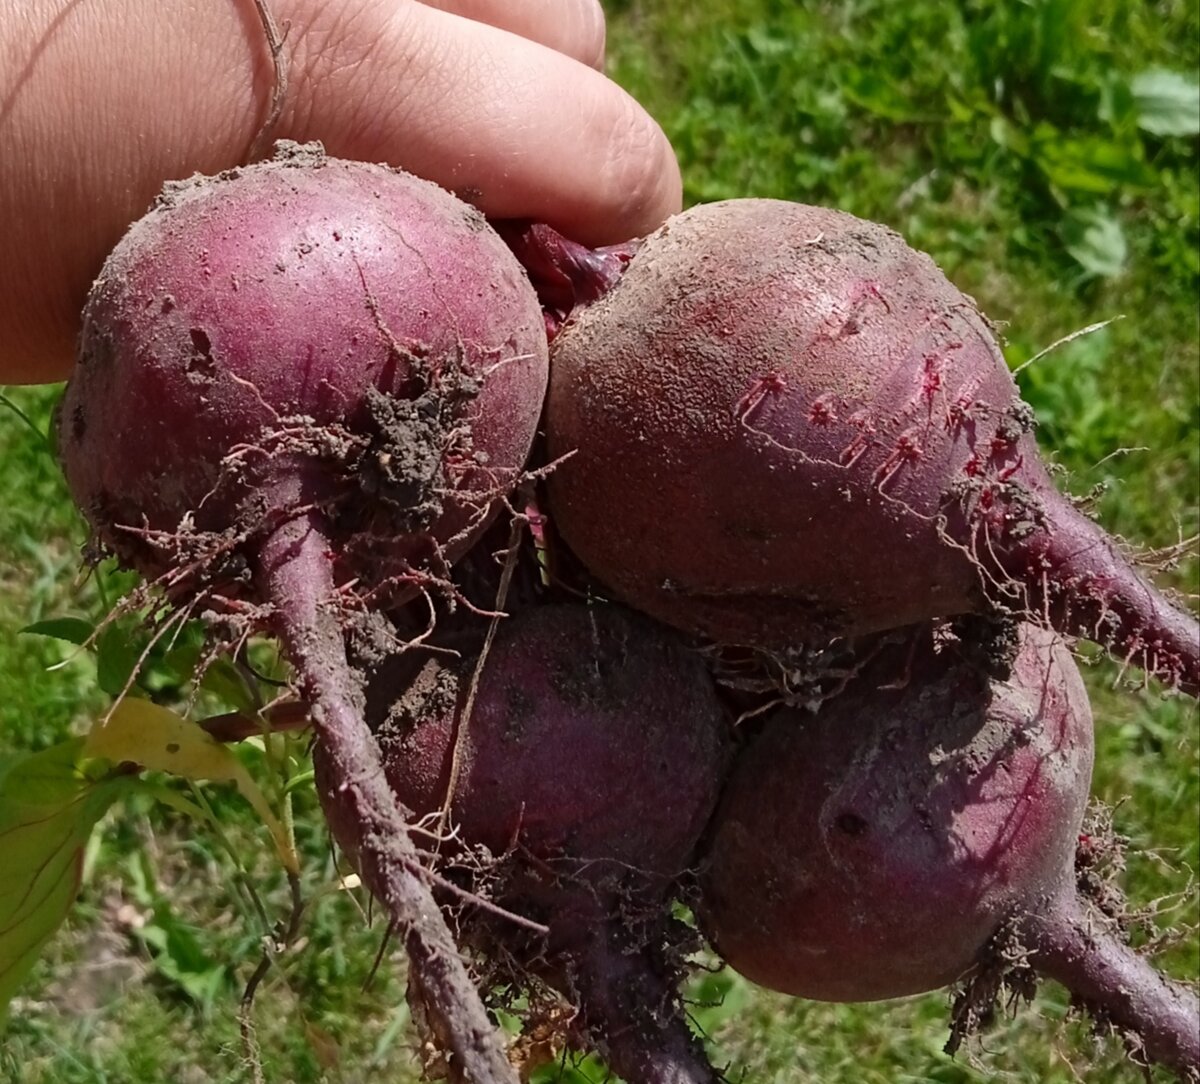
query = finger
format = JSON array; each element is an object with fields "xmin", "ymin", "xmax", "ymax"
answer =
[
  {"xmin": 292, "ymin": 1, "xmax": 681, "ymax": 247},
  {"xmin": 416, "ymin": 0, "xmax": 606, "ymax": 69},
  {"xmin": 1, "ymin": 0, "xmax": 267, "ymax": 382},
  {"xmin": 0, "ymin": 0, "xmax": 679, "ymax": 383}
]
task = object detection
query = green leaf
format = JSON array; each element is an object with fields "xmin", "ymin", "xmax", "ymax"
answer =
[
  {"xmin": 134, "ymin": 907, "xmax": 230, "ymax": 1010},
  {"xmin": 0, "ymin": 740, "xmax": 133, "ymax": 1023},
  {"xmin": 20, "ymin": 618, "xmax": 95, "ymax": 648},
  {"xmin": 1131, "ymin": 69, "xmax": 1200, "ymax": 137},
  {"xmin": 197, "ymin": 658, "xmax": 262, "ymax": 716},
  {"xmin": 95, "ymin": 623, "xmax": 146, "ymax": 698},
  {"xmin": 1060, "ymin": 207, "xmax": 1128, "ymax": 278},
  {"xmin": 842, "ymin": 70, "xmax": 941, "ymax": 123},
  {"xmin": 0, "ymin": 393, "xmax": 51, "ymax": 450},
  {"xmin": 1098, "ymin": 76, "xmax": 1138, "ymax": 133},
  {"xmin": 1032, "ymin": 128, "xmax": 1155, "ymax": 195},
  {"xmin": 989, "ymin": 115, "xmax": 1031, "ymax": 158}
]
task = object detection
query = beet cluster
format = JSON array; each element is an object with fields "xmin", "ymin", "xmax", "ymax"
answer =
[{"xmin": 59, "ymin": 145, "xmax": 1199, "ymax": 1083}]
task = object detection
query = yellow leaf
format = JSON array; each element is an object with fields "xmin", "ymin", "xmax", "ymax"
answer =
[
  {"xmin": 86, "ymin": 700, "xmax": 239, "ymax": 781},
  {"xmin": 84, "ymin": 702, "xmax": 299, "ymax": 874}
]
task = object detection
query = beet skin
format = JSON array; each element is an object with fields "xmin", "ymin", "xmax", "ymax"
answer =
[
  {"xmin": 63, "ymin": 141, "xmax": 548, "ymax": 594},
  {"xmin": 543, "ymin": 200, "xmax": 1198, "ymax": 693},
  {"xmin": 316, "ymin": 603, "xmax": 732, "ymax": 1084},
  {"xmin": 59, "ymin": 143, "xmax": 552, "ymax": 1084},
  {"xmin": 700, "ymin": 624, "xmax": 1093, "ymax": 1001},
  {"xmin": 699, "ymin": 623, "xmax": 1199, "ymax": 1076}
]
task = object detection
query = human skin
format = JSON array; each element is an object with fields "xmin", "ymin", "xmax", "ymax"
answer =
[{"xmin": 0, "ymin": 0, "xmax": 681, "ymax": 384}]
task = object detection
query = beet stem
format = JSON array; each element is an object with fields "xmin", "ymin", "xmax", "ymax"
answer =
[
  {"xmin": 257, "ymin": 511, "xmax": 516, "ymax": 1084},
  {"xmin": 1021, "ymin": 893, "xmax": 1200, "ymax": 1078},
  {"xmin": 1005, "ymin": 492, "xmax": 1199, "ymax": 697},
  {"xmin": 493, "ymin": 221, "xmax": 637, "ymax": 332},
  {"xmin": 569, "ymin": 924, "xmax": 719, "ymax": 1084}
]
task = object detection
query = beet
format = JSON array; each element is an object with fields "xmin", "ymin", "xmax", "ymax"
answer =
[
  {"xmin": 316, "ymin": 603, "xmax": 732, "ymax": 1084},
  {"xmin": 60, "ymin": 143, "xmax": 550, "ymax": 1082},
  {"xmin": 65, "ymin": 142, "xmax": 547, "ymax": 595},
  {"xmin": 699, "ymin": 623, "xmax": 1199, "ymax": 1077},
  {"xmin": 534, "ymin": 201, "xmax": 1198, "ymax": 694}
]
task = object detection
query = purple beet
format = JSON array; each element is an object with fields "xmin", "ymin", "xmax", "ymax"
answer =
[
  {"xmin": 513, "ymin": 202, "xmax": 1199, "ymax": 695},
  {"xmin": 60, "ymin": 142, "xmax": 552, "ymax": 1083},
  {"xmin": 699, "ymin": 622, "xmax": 1199, "ymax": 1077},
  {"xmin": 317, "ymin": 603, "xmax": 732, "ymax": 1084}
]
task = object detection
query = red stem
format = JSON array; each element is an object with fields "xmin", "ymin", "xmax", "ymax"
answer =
[
  {"xmin": 493, "ymin": 220, "xmax": 638, "ymax": 336},
  {"xmin": 200, "ymin": 700, "xmax": 310, "ymax": 742},
  {"xmin": 257, "ymin": 510, "xmax": 516, "ymax": 1084},
  {"xmin": 1021, "ymin": 894, "xmax": 1200, "ymax": 1079}
]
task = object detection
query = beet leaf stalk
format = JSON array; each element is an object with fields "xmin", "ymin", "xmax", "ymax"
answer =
[
  {"xmin": 493, "ymin": 220, "xmax": 639, "ymax": 337},
  {"xmin": 258, "ymin": 510, "xmax": 517, "ymax": 1084},
  {"xmin": 1019, "ymin": 896, "xmax": 1200, "ymax": 1080}
]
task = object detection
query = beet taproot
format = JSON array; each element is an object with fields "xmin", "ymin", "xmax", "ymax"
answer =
[
  {"xmin": 699, "ymin": 623, "xmax": 1199, "ymax": 1077},
  {"xmin": 533, "ymin": 201, "xmax": 1198, "ymax": 695},
  {"xmin": 316, "ymin": 603, "xmax": 732, "ymax": 1084},
  {"xmin": 60, "ymin": 142, "xmax": 551, "ymax": 1083}
]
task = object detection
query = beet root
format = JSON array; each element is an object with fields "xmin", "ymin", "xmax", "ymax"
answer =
[
  {"xmin": 63, "ymin": 141, "xmax": 548, "ymax": 601},
  {"xmin": 316, "ymin": 603, "xmax": 732, "ymax": 1084},
  {"xmin": 1019, "ymin": 897, "xmax": 1200, "ymax": 1078},
  {"xmin": 60, "ymin": 143, "xmax": 553, "ymax": 1083},
  {"xmin": 699, "ymin": 623, "xmax": 1199, "ymax": 1076},
  {"xmin": 539, "ymin": 200, "xmax": 1198, "ymax": 694},
  {"xmin": 260, "ymin": 513, "xmax": 518, "ymax": 1081}
]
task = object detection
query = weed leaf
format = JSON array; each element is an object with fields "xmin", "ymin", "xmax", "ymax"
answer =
[
  {"xmin": 20, "ymin": 618, "xmax": 95, "ymax": 648},
  {"xmin": 1061, "ymin": 207, "xmax": 1128, "ymax": 278},
  {"xmin": 1131, "ymin": 69, "xmax": 1200, "ymax": 137},
  {"xmin": 95, "ymin": 623, "xmax": 148, "ymax": 698},
  {"xmin": 84, "ymin": 701, "xmax": 298, "ymax": 873},
  {"xmin": 0, "ymin": 740, "xmax": 131, "ymax": 1024}
]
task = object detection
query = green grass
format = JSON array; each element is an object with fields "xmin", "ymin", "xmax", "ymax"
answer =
[{"xmin": 2, "ymin": 1, "xmax": 1198, "ymax": 1081}]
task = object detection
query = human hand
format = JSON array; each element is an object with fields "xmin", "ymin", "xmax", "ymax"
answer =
[{"xmin": 0, "ymin": 0, "xmax": 681, "ymax": 383}]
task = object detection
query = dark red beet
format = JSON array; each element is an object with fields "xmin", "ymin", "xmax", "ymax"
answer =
[
  {"xmin": 700, "ymin": 623, "xmax": 1199, "ymax": 1077},
  {"xmin": 535, "ymin": 201, "xmax": 1198, "ymax": 694},
  {"xmin": 316, "ymin": 604, "xmax": 732, "ymax": 1084},
  {"xmin": 701, "ymin": 624, "xmax": 1093, "ymax": 1001},
  {"xmin": 60, "ymin": 143, "xmax": 552, "ymax": 1084}
]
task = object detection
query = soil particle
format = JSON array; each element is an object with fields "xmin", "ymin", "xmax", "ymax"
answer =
[{"xmin": 357, "ymin": 370, "xmax": 479, "ymax": 536}]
